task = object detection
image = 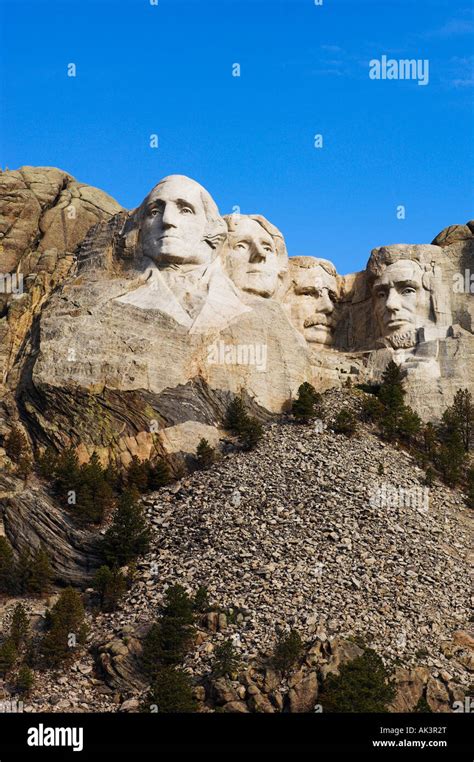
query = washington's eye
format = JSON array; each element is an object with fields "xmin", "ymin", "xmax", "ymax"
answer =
[
  {"xmin": 180, "ymin": 207, "xmax": 194, "ymax": 215},
  {"xmin": 402, "ymin": 287, "xmax": 416, "ymax": 295},
  {"xmin": 263, "ymin": 245, "xmax": 273, "ymax": 253},
  {"xmin": 149, "ymin": 208, "xmax": 160, "ymax": 217}
]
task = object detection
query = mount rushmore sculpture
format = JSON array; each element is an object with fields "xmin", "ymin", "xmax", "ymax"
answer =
[{"xmin": 0, "ymin": 168, "xmax": 472, "ymax": 465}]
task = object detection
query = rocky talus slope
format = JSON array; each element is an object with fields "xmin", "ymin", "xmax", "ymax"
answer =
[{"xmin": 0, "ymin": 390, "xmax": 471, "ymax": 713}]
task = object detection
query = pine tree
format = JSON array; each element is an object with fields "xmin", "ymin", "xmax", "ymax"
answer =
[
  {"xmin": 193, "ymin": 585, "xmax": 210, "ymax": 613},
  {"xmin": 5, "ymin": 426, "xmax": 27, "ymax": 464},
  {"xmin": 146, "ymin": 666, "xmax": 197, "ymax": 713},
  {"xmin": 102, "ymin": 489, "xmax": 150, "ymax": 566},
  {"xmin": 292, "ymin": 382, "xmax": 322, "ymax": 423},
  {"xmin": 126, "ymin": 455, "xmax": 150, "ymax": 493},
  {"xmin": 54, "ymin": 447, "xmax": 81, "ymax": 497},
  {"xmin": 443, "ymin": 389, "xmax": 473, "ymax": 452},
  {"xmin": 212, "ymin": 639, "xmax": 240, "ymax": 678},
  {"xmin": 320, "ymin": 648, "xmax": 395, "ymax": 712},
  {"xmin": 41, "ymin": 588, "xmax": 87, "ymax": 668},
  {"xmin": 0, "ymin": 638, "xmax": 17, "ymax": 677},
  {"xmin": 93, "ymin": 565, "xmax": 126, "ymax": 612},
  {"xmin": 196, "ymin": 439, "xmax": 216, "ymax": 469},
  {"xmin": 224, "ymin": 397, "xmax": 248, "ymax": 431},
  {"xmin": 378, "ymin": 361, "xmax": 405, "ymax": 413},
  {"xmin": 0, "ymin": 537, "xmax": 15, "ymax": 595},
  {"xmin": 147, "ymin": 459, "xmax": 171, "ymax": 490},
  {"xmin": 142, "ymin": 585, "xmax": 195, "ymax": 675},
  {"xmin": 238, "ymin": 416, "xmax": 263, "ymax": 450},
  {"xmin": 333, "ymin": 409, "xmax": 357, "ymax": 436},
  {"xmin": 17, "ymin": 545, "xmax": 53, "ymax": 596},
  {"xmin": 16, "ymin": 665, "xmax": 34, "ymax": 696},
  {"xmin": 37, "ymin": 447, "xmax": 58, "ymax": 479},
  {"xmin": 10, "ymin": 603, "xmax": 29, "ymax": 648},
  {"xmin": 273, "ymin": 629, "xmax": 304, "ymax": 672},
  {"xmin": 75, "ymin": 452, "xmax": 116, "ymax": 525}
]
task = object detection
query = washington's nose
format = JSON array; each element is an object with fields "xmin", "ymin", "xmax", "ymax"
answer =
[{"xmin": 161, "ymin": 204, "xmax": 178, "ymax": 229}]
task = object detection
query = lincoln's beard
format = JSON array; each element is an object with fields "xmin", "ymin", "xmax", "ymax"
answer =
[{"xmin": 383, "ymin": 328, "xmax": 419, "ymax": 349}]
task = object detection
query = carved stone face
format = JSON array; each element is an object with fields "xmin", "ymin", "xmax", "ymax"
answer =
[
  {"xmin": 226, "ymin": 217, "xmax": 282, "ymax": 298},
  {"xmin": 372, "ymin": 259, "xmax": 431, "ymax": 337},
  {"xmin": 289, "ymin": 262, "xmax": 338, "ymax": 346},
  {"xmin": 139, "ymin": 176, "xmax": 214, "ymax": 267}
]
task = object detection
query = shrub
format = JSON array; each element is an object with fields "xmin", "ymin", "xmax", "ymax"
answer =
[
  {"xmin": 93, "ymin": 565, "xmax": 127, "ymax": 612},
  {"xmin": 196, "ymin": 439, "xmax": 216, "ymax": 469},
  {"xmin": 146, "ymin": 666, "xmax": 196, "ymax": 713},
  {"xmin": 320, "ymin": 648, "xmax": 395, "ymax": 712},
  {"xmin": 292, "ymin": 382, "xmax": 322, "ymax": 424},
  {"xmin": 273, "ymin": 629, "xmax": 303, "ymax": 672},
  {"xmin": 333, "ymin": 409, "xmax": 357, "ymax": 436},
  {"xmin": 102, "ymin": 489, "xmax": 150, "ymax": 567},
  {"xmin": 212, "ymin": 639, "xmax": 240, "ymax": 678}
]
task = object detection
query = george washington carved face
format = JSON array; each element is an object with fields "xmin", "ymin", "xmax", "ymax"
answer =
[{"xmin": 137, "ymin": 175, "xmax": 226, "ymax": 267}]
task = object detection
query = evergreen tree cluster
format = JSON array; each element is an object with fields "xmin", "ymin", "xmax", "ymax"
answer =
[
  {"xmin": 360, "ymin": 364, "xmax": 473, "ymax": 494},
  {"xmin": 0, "ymin": 538, "xmax": 53, "ymax": 597},
  {"xmin": 37, "ymin": 448, "xmax": 170, "ymax": 526}
]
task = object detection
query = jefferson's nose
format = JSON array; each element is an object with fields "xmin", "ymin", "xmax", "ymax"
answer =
[{"xmin": 248, "ymin": 242, "xmax": 267, "ymax": 263}]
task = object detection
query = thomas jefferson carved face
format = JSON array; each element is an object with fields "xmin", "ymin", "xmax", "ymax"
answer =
[
  {"xmin": 372, "ymin": 260, "xmax": 431, "ymax": 338},
  {"xmin": 225, "ymin": 217, "xmax": 284, "ymax": 298},
  {"xmin": 288, "ymin": 258, "xmax": 338, "ymax": 346},
  {"xmin": 139, "ymin": 176, "xmax": 224, "ymax": 267}
]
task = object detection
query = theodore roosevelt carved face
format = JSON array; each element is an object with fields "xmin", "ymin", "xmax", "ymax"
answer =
[{"xmin": 286, "ymin": 257, "xmax": 339, "ymax": 346}]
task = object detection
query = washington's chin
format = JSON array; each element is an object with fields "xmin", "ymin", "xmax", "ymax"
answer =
[{"xmin": 149, "ymin": 249, "xmax": 208, "ymax": 267}]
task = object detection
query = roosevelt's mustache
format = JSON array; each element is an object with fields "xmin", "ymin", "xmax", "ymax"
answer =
[{"xmin": 304, "ymin": 315, "xmax": 334, "ymax": 329}]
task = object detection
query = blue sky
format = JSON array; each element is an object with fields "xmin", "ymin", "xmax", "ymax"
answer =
[{"xmin": 0, "ymin": 0, "xmax": 473, "ymax": 273}]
